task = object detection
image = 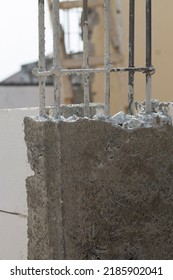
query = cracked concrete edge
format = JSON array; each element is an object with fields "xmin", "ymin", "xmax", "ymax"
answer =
[
  {"xmin": 136, "ymin": 100, "xmax": 173, "ymax": 123},
  {"xmin": 24, "ymin": 118, "xmax": 65, "ymax": 259},
  {"xmin": 46, "ymin": 103, "xmax": 105, "ymax": 118},
  {"xmin": 24, "ymin": 118, "xmax": 52, "ymax": 259},
  {"xmin": 30, "ymin": 102, "xmax": 173, "ymax": 130}
]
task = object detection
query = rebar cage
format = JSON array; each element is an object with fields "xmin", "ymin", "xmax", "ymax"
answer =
[{"xmin": 33, "ymin": 0, "xmax": 154, "ymax": 118}]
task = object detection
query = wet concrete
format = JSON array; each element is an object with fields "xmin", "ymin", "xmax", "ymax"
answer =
[{"xmin": 24, "ymin": 117, "xmax": 173, "ymax": 260}]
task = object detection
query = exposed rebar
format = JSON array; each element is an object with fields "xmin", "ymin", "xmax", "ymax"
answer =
[
  {"xmin": 33, "ymin": 66, "xmax": 154, "ymax": 77},
  {"xmin": 38, "ymin": 0, "xmax": 46, "ymax": 117},
  {"xmin": 128, "ymin": 0, "xmax": 135, "ymax": 115},
  {"xmin": 82, "ymin": 0, "xmax": 90, "ymax": 117},
  {"xmin": 35, "ymin": 0, "xmax": 154, "ymax": 119},
  {"xmin": 53, "ymin": 0, "xmax": 61, "ymax": 119},
  {"xmin": 146, "ymin": 0, "xmax": 152, "ymax": 114},
  {"xmin": 104, "ymin": 0, "xmax": 111, "ymax": 116}
]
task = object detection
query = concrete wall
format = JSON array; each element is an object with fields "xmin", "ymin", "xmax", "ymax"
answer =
[
  {"xmin": 0, "ymin": 108, "xmax": 38, "ymax": 259},
  {"xmin": 24, "ymin": 116, "xmax": 173, "ymax": 260}
]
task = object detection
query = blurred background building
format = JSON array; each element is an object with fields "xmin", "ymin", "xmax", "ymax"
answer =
[{"xmin": 0, "ymin": 0, "xmax": 173, "ymax": 114}]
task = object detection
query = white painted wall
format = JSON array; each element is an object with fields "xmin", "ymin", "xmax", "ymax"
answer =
[
  {"xmin": 0, "ymin": 108, "xmax": 38, "ymax": 260},
  {"xmin": 0, "ymin": 86, "xmax": 54, "ymax": 109}
]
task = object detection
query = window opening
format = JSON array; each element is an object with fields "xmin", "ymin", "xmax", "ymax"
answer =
[{"xmin": 60, "ymin": 7, "xmax": 83, "ymax": 54}]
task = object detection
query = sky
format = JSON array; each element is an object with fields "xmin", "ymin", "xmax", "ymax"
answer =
[{"xmin": 0, "ymin": 0, "xmax": 53, "ymax": 82}]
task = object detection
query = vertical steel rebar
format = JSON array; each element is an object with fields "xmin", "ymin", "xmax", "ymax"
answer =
[
  {"xmin": 38, "ymin": 0, "xmax": 46, "ymax": 116},
  {"xmin": 37, "ymin": 0, "xmax": 153, "ymax": 119},
  {"xmin": 53, "ymin": 0, "xmax": 61, "ymax": 118},
  {"xmin": 116, "ymin": 0, "xmax": 123, "ymax": 55},
  {"xmin": 128, "ymin": 0, "xmax": 135, "ymax": 115},
  {"xmin": 104, "ymin": 0, "xmax": 111, "ymax": 116},
  {"xmin": 82, "ymin": 0, "xmax": 90, "ymax": 117},
  {"xmin": 146, "ymin": 0, "xmax": 152, "ymax": 113}
]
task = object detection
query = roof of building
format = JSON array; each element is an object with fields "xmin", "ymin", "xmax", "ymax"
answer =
[{"xmin": 0, "ymin": 56, "xmax": 54, "ymax": 86}]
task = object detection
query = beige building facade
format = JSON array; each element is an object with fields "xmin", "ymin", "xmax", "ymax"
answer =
[
  {"xmin": 51, "ymin": 0, "xmax": 173, "ymax": 115},
  {"xmin": 90, "ymin": 0, "xmax": 173, "ymax": 114}
]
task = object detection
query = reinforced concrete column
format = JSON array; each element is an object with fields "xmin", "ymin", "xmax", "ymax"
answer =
[{"xmin": 24, "ymin": 117, "xmax": 173, "ymax": 260}]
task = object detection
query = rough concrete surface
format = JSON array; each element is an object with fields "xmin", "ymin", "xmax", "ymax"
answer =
[
  {"xmin": 24, "ymin": 117, "xmax": 173, "ymax": 260},
  {"xmin": 46, "ymin": 103, "xmax": 104, "ymax": 118}
]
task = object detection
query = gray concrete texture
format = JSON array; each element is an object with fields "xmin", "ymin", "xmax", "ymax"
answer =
[
  {"xmin": 24, "ymin": 117, "xmax": 173, "ymax": 260},
  {"xmin": 46, "ymin": 103, "xmax": 104, "ymax": 118}
]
